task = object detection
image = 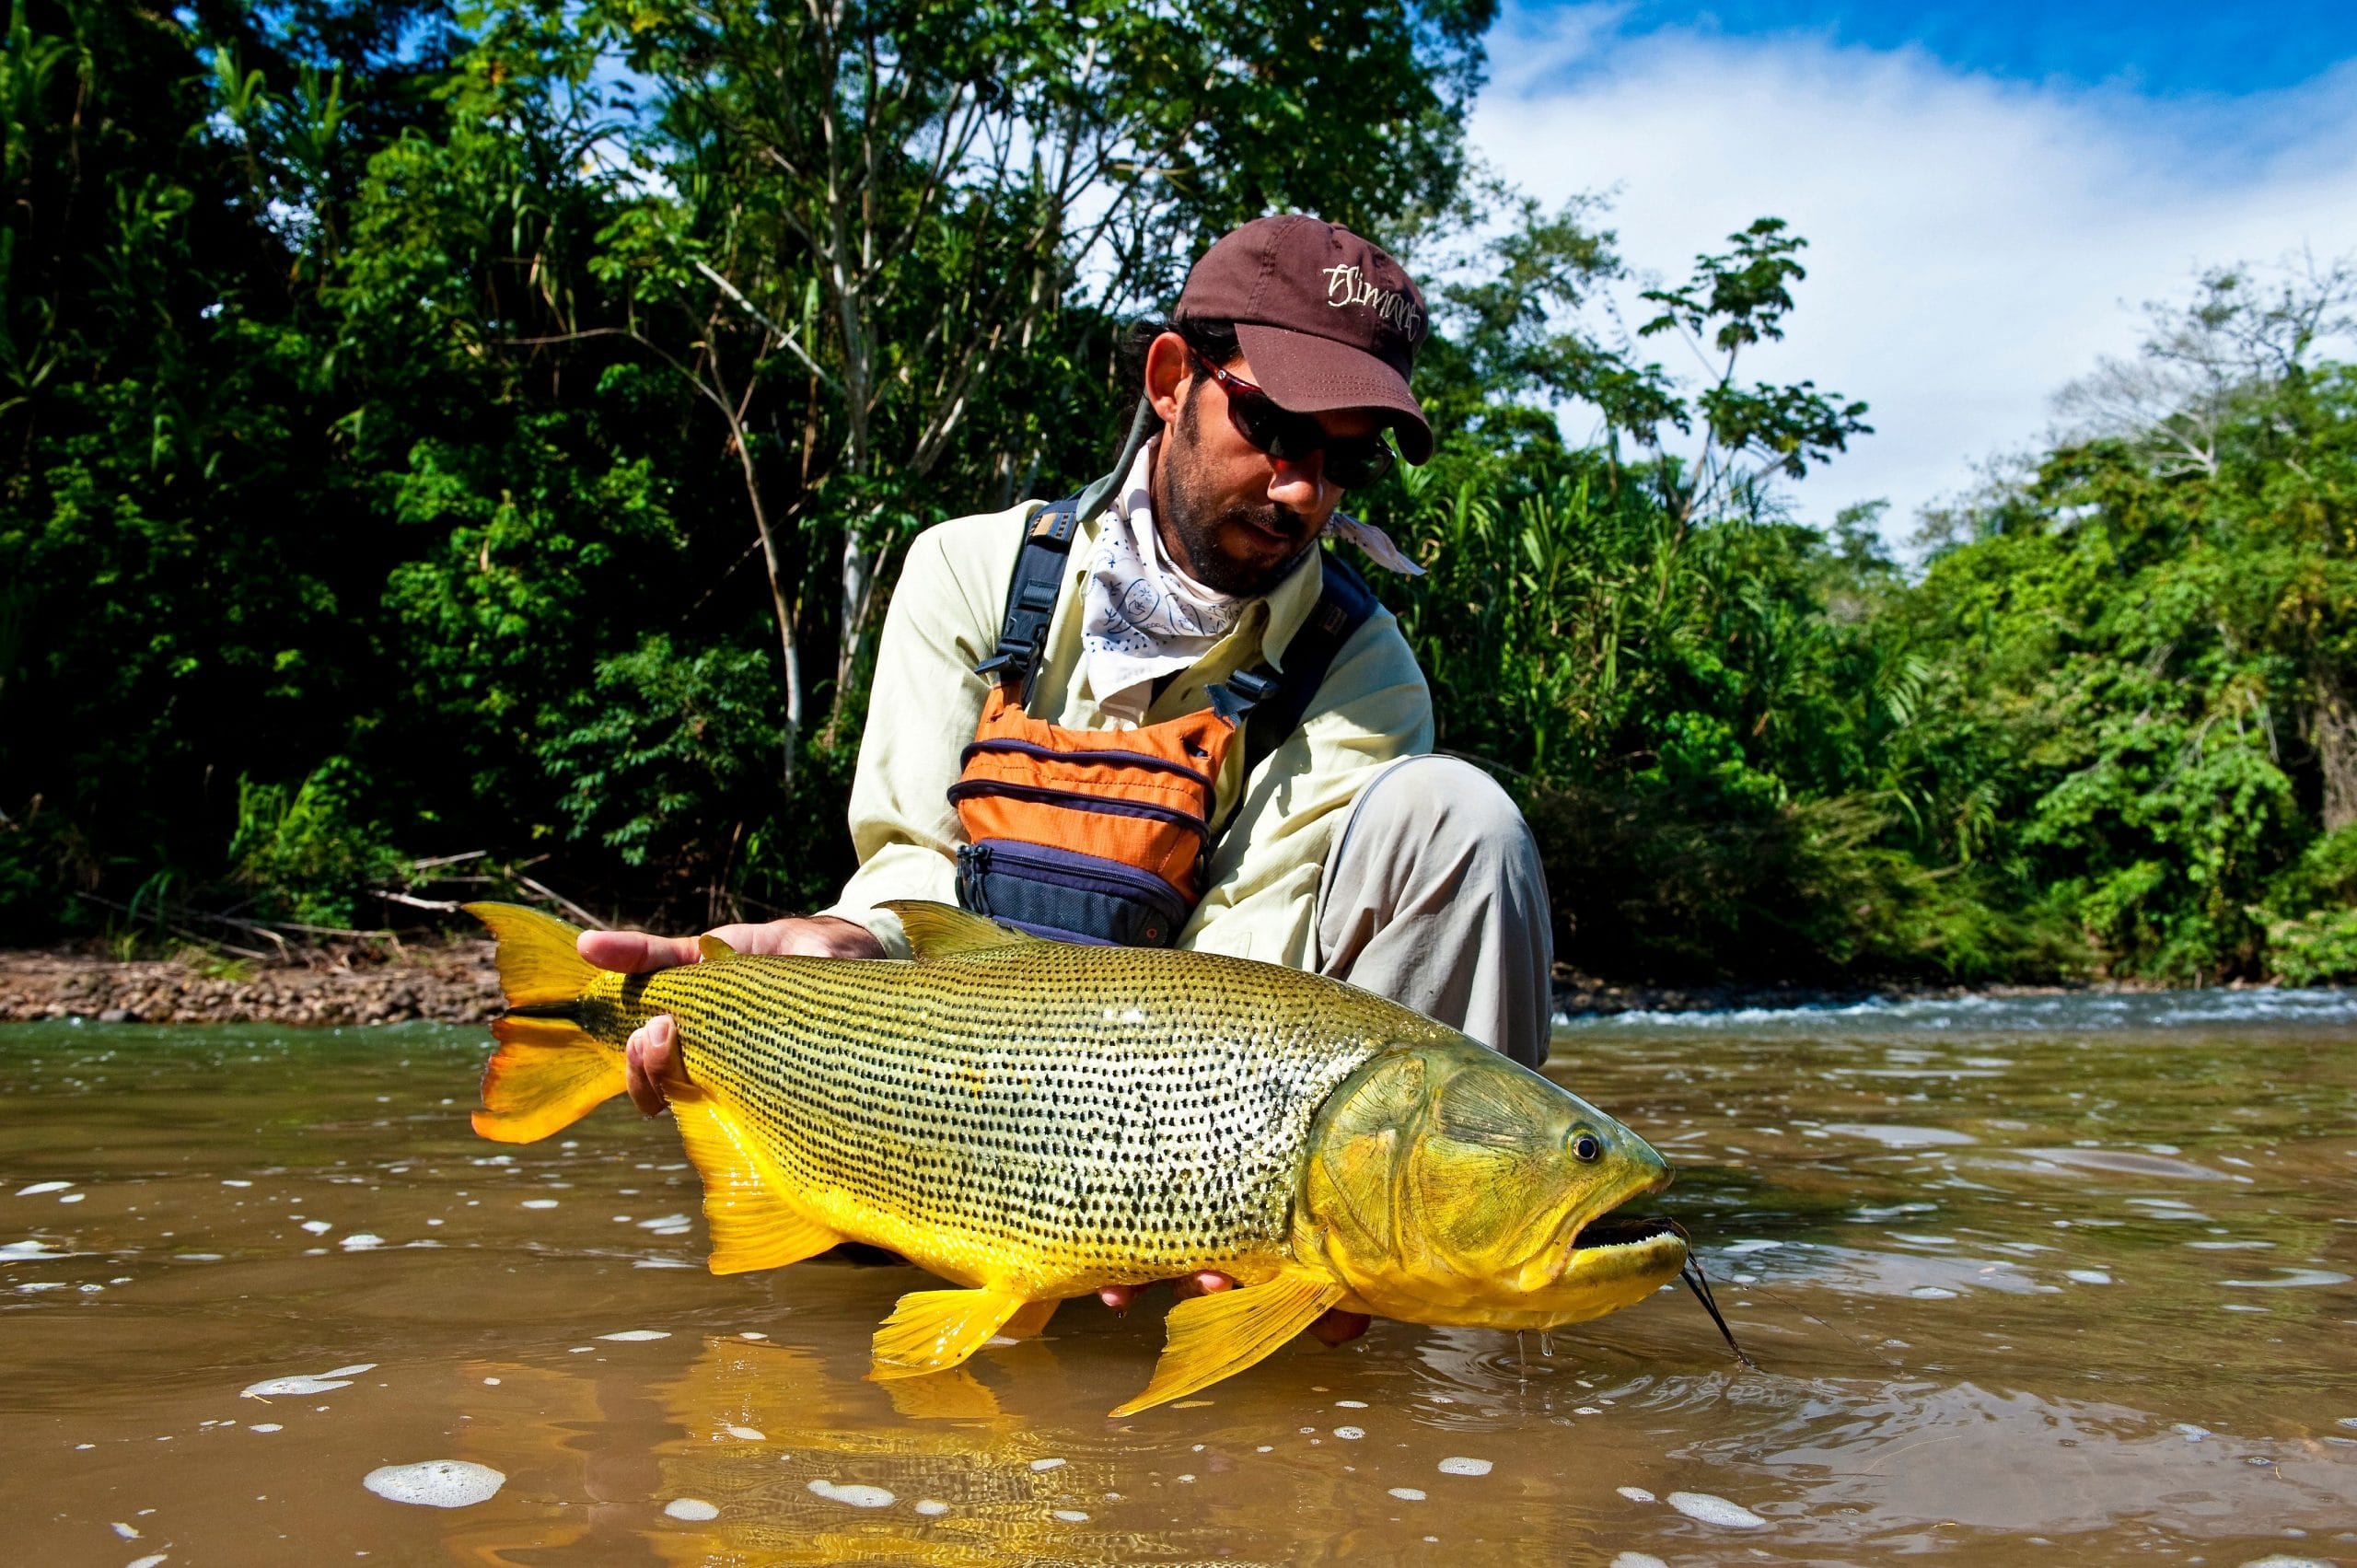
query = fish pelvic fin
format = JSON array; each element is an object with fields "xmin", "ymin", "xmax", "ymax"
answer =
[
  {"xmin": 1109, "ymin": 1271, "xmax": 1346, "ymax": 1418},
  {"xmin": 999, "ymin": 1298, "xmax": 1062, "ymax": 1340},
  {"xmin": 879, "ymin": 900, "xmax": 1046, "ymax": 961},
  {"xmin": 668, "ymin": 1084, "xmax": 843, "ymax": 1274},
  {"xmin": 464, "ymin": 901, "xmax": 597, "ymax": 1010},
  {"xmin": 870, "ymin": 1286, "xmax": 1037, "ymax": 1379},
  {"xmin": 471, "ymin": 1015, "xmax": 625, "ymax": 1144}
]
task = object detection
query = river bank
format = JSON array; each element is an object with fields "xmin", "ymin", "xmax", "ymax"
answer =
[
  {"xmin": 0, "ymin": 941, "xmax": 503, "ymax": 1026},
  {"xmin": 0, "ymin": 938, "xmax": 2201, "ymax": 1027}
]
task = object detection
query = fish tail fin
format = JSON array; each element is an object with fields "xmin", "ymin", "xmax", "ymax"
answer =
[
  {"xmin": 472, "ymin": 1015, "xmax": 626, "ymax": 1143},
  {"xmin": 464, "ymin": 901, "xmax": 622, "ymax": 1144}
]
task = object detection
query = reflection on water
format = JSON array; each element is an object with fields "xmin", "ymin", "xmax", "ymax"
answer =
[{"xmin": 4, "ymin": 1005, "xmax": 2353, "ymax": 1564}]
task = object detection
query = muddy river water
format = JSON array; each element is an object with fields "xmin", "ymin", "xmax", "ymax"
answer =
[{"xmin": 6, "ymin": 993, "xmax": 2355, "ymax": 1565}]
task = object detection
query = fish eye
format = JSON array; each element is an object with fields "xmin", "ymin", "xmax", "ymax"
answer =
[{"xmin": 1572, "ymin": 1132, "xmax": 1602, "ymax": 1163}]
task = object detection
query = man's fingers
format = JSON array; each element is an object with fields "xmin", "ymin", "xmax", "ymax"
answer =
[
  {"xmin": 1098, "ymin": 1283, "xmax": 1136, "ymax": 1313},
  {"xmin": 1308, "ymin": 1308, "xmax": 1370, "ymax": 1347},
  {"xmin": 1169, "ymin": 1272, "xmax": 1235, "ymax": 1301},
  {"xmin": 623, "ymin": 1016, "xmax": 679, "ymax": 1118},
  {"xmin": 578, "ymin": 928, "xmax": 702, "ymax": 975}
]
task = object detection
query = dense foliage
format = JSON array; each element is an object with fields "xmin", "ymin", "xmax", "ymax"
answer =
[{"xmin": 5, "ymin": 0, "xmax": 2352, "ymax": 985}]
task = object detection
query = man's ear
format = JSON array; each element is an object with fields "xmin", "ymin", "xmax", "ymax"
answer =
[{"xmin": 1144, "ymin": 331, "xmax": 1190, "ymax": 424}]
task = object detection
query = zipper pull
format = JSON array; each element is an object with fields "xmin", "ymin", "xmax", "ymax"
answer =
[{"xmin": 956, "ymin": 842, "xmax": 991, "ymax": 912}]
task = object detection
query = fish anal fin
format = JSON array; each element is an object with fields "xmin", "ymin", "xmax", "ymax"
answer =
[
  {"xmin": 696, "ymin": 934, "xmax": 737, "ymax": 962},
  {"xmin": 472, "ymin": 1015, "xmax": 624, "ymax": 1144},
  {"xmin": 870, "ymin": 1287, "xmax": 1034, "ymax": 1378},
  {"xmin": 668, "ymin": 1086, "xmax": 842, "ymax": 1273},
  {"xmin": 1110, "ymin": 1272, "xmax": 1345, "ymax": 1417},
  {"xmin": 878, "ymin": 900, "xmax": 1046, "ymax": 961}
]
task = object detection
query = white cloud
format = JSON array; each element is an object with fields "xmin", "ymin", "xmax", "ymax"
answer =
[{"xmin": 1467, "ymin": 4, "xmax": 2357, "ymax": 543}]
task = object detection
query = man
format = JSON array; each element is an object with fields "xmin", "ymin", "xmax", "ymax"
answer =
[{"xmin": 584, "ymin": 215, "xmax": 1554, "ymax": 1332}]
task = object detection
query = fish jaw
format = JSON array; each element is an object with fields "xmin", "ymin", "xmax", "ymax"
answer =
[{"xmin": 1295, "ymin": 1040, "xmax": 1689, "ymax": 1330}]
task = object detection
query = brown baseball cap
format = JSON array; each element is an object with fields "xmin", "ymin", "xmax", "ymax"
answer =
[{"xmin": 1176, "ymin": 214, "xmax": 1434, "ymax": 464}]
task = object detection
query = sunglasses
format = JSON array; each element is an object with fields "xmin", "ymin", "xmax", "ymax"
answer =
[{"xmin": 1189, "ymin": 349, "xmax": 1397, "ymax": 491}]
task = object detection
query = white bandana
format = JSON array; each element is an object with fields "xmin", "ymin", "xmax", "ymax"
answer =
[
  {"xmin": 1082, "ymin": 439, "xmax": 1241, "ymax": 726},
  {"xmin": 1077, "ymin": 440, "xmax": 1425, "ymax": 726}
]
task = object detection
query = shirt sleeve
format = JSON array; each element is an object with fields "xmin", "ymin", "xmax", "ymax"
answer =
[
  {"xmin": 818, "ymin": 507, "xmax": 1028, "ymax": 957},
  {"xmin": 1178, "ymin": 609, "xmax": 1434, "ymax": 967}
]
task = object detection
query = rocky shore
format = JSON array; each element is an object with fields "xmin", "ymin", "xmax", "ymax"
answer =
[
  {"xmin": 0, "ymin": 942, "xmax": 2141, "ymax": 1028},
  {"xmin": 0, "ymin": 941, "xmax": 504, "ymax": 1027}
]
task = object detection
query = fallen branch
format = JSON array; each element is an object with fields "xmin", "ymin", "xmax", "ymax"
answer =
[{"xmin": 517, "ymin": 876, "xmax": 602, "ymax": 930}]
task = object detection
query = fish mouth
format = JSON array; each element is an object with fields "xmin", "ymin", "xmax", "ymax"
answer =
[
  {"xmin": 1573, "ymin": 1214, "xmax": 1683, "ymax": 1252},
  {"xmin": 1488, "ymin": 1209, "xmax": 1688, "ymax": 1330}
]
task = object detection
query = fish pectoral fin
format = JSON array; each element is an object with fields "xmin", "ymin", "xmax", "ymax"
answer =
[
  {"xmin": 696, "ymin": 934, "xmax": 738, "ymax": 961},
  {"xmin": 472, "ymin": 1015, "xmax": 625, "ymax": 1144},
  {"xmin": 1109, "ymin": 1272, "xmax": 1347, "ymax": 1418},
  {"xmin": 869, "ymin": 1287, "xmax": 1036, "ymax": 1379},
  {"xmin": 668, "ymin": 1086, "xmax": 843, "ymax": 1274},
  {"xmin": 880, "ymin": 900, "xmax": 1047, "ymax": 960}
]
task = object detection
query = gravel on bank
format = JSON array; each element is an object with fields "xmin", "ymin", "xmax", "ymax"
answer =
[{"xmin": 0, "ymin": 941, "xmax": 504, "ymax": 1027}]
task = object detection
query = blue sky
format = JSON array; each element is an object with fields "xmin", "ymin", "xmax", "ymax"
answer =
[
  {"xmin": 1595, "ymin": 2, "xmax": 2357, "ymax": 96},
  {"xmin": 1468, "ymin": 3, "xmax": 2357, "ymax": 544}
]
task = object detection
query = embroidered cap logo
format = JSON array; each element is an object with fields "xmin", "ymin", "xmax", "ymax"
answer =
[{"xmin": 1321, "ymin": 262, "xmax": 1425, "ymax": 343}]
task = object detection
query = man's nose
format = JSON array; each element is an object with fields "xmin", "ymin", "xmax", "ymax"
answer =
[{"xmin": 1267, "ymin": 448, "xmax": 1329, "ymax": 513}]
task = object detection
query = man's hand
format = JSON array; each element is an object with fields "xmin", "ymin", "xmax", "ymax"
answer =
[
  {"xmin": 578, "ymin": 915, "xmax": 886, "ymax": 1117},
  {"xmin": 1095, "ymin": 1273, "xmax": 1370, "ymax": 1346}
]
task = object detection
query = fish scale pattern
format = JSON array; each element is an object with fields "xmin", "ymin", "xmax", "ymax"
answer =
[{"xmin": 575, "ymin": 944, "xmax": 1434, "ymax": 1293}]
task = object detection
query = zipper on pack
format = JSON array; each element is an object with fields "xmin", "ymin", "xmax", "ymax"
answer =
[{"xmin": 947, "ymin": 779, "xmax": 1211, "ymax": 843}]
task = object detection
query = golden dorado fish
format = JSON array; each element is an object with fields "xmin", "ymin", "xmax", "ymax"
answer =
[{"xmin": 466, "ymin": 898, "xmax": 1688, "ymax": 1414}]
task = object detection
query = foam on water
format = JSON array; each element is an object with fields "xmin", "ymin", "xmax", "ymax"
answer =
[
  {"xmin": 241, "ymin": 1376, "xmax": 351, "ymax": 1398},
  {"xmin": 807, "ymin": 1479, "xmax": 894, "ymax": 1508},
  {"xmin": 1436, "ymin": 1457, "xmax": 1492, "ymax": 1476},
  {"xmin": 662, "ymin": 1497, "xmax": 718, "ymax": 1521},
  {"xmin": 125, "ymin": 1555, "xmax": 168, "ymax": 1568},
  {"xmin": 1560, "ymin": 985, "xmax": 2357, "ymax": 1034},
  {"xmin": 1387, "ymin": 1487, "xmax": 1425, "ymax": 1501},
  {"xmin": 362, "ymin": 1459, "xmax": 505, "ymax": 1508},
  {"xmin": 339, "ymin": 1234, "xmax": 383, "ymax": 1251},
  {"xmin": 1616, "ymin": 1485, "xmax": 1655, "ymax": 1503},
  {"xmin": 1611, "ymin": 1555, "xmax": 1669, "ymax": 1568},
  {"xmin": 598, "ymin": 1329, "xmax": 669, "ymax": 1342},
  {"xmin": 914, "ymin": 1499, "xmax": 951, "ymax": 1516},
  {"xmin": 15, "ymin": 1180, "xmax": 73, "ymax": 1196},
  {"xmin": 1666, "ymin": 1491, "xmax": 1768, "ymax": 1527}
]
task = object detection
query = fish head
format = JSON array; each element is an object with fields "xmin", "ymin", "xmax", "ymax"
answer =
[{"xmin": 1295, "ymin": 1038, "xmax": 1688, "ymax": 1330}]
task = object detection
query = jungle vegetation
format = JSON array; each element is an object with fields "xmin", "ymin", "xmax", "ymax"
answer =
[{"xmin": 6, "ymin": 0, "xmax": 2353, "ymax": 986}]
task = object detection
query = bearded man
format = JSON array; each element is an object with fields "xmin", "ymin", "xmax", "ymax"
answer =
[{"xmin": 582, "ymin": 215, "xmax": 1557, "ymax": 1336}]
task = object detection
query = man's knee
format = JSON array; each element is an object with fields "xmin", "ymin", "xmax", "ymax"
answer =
[{"xmin": 1351, "ymin": 755, "xmax": 1533, "ymax": 868}]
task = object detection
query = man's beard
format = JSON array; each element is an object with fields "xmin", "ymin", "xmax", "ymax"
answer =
[{"xmin": 1155, "ymin": 383, "xmax": 1318, "ymax": 598}]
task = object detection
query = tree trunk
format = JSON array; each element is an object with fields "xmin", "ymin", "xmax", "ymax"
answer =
[{"xmin": 2313, "ymin": 662, "xmax": 2357, "ymax": 832}]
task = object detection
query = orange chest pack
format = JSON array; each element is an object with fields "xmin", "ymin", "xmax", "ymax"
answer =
[{"xmin": 950, "ymin": 494, "xmax": 1376, "ymax": 947}]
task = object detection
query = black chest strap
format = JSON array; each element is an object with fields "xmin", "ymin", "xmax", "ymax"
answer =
[
  {"xmin": 1213, "ymin": 547, "xmax": 1379, "ymax": 781},
  {"xmin": 973, "ymin": 495, "xmax": 1083, "ymax": 706}
]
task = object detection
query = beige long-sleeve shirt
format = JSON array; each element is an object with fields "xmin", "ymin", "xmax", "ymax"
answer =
[{"xmin": 819, "ymin": 498, "xmax": 1435, "ymax": 966}]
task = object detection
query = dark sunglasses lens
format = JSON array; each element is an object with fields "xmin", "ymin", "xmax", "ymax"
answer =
[
  {"xmin": 1220, "ymin": 377, "xmax": 1397, "ymax": 490},
  {"xmin": 1324, "ymin": 438, "xmax": 1396, "ymax": 490}
]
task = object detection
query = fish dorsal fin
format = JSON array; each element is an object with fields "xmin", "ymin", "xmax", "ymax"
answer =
[
  {"xmin": 696, "ymin": 934, "xmax": 738, "ymax": 962},
  {"xmin": 879, "ymin": 900, "xmax": 1045, "ymax": 962}
]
